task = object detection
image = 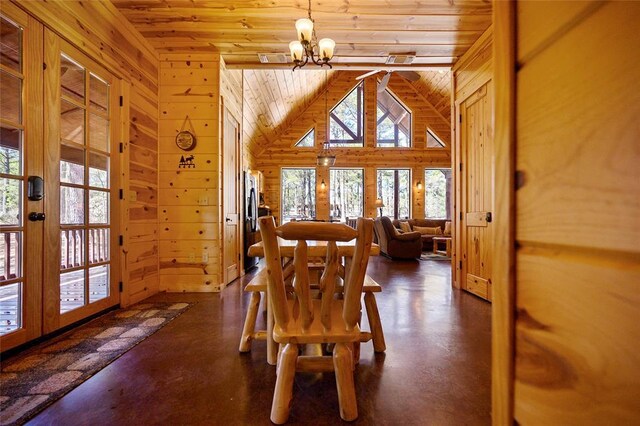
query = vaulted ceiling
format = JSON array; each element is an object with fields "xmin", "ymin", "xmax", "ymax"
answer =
[
  {"xmin": 111, "ymin": 0, "xmax": 492, "ymax": 68},
  {"xmin": 110, "ymin": 0, "xmax": 484, "ymax": 157}
]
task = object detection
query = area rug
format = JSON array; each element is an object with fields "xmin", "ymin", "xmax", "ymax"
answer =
[
  {"xmin": 0, "ymin": 302, "xmax": 192, "ymax": 426},
  {"xmin": 420, "ymin": 252, "xmax": 450, "ymax": 261}
]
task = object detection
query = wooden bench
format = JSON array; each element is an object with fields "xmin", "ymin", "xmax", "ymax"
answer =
[{"xmin": 238, "ymin": 267, "xmax": 386, "ymax": 354}]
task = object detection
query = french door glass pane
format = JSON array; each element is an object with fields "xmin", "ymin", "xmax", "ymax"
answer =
[
  {"xmin": 89, "ymin": 113, "xmax": 109, "ymax": 152},
  {"xmin": 0, "ymin": 178, "xmax": 21, "ymax": 225},
  {"xmin": 88, "ymin": 228, "xmax": 109, "ymax": 264},
  {"xmin": 60, "ymin": 143, "xmax": 85, "ymax": 184},
  {"xmin": 0, "ymin": 283, "xmax": 20, "ymax": 334},
  {"xmin": 0, "ymin": 71, "xmax": 22, "ymax": 124},
  {"xmin": 1, "ymin": 126, "xmax": 22, "ymax": 174},
  {"xmin": 60, "ymin": 99, "xmax": 85, "ymax": 145},
  {"xmin": 0, "ymin": 16, "xmax": 22, "ymax": 72},
  {"xmin": 60, "ymin": 229, "xmax": 84, "ymax": 269},
  {"xmin": 89, "ymin": 152, "xmax": 109, "ymax": 188},
  {"xmin": 60, "ymin": 54, "xmax": 85, "ymax": 104},
  {"xmin": 0, "ymin": 232, "xmax": 21, "ymax": 281},
  {"xmin": 60, "ymin": 186, "xmax": 84, "ymax": 225},
  {"xmin": 89, "ymin": 74, "xmax": 108, "ymax": 113},
  {"xmin": 89, "ymin": 264, "xmax": 108, "ymax": 302},
  {"xmin": 89, "ymin": 190, "xmax": 108, "ymax": 224},
  {"xmin": 60, "ymin": 269, "xmax": 85, "ymax": 313}
]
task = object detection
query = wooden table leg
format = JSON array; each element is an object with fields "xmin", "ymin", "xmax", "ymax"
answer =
[
  {"xmin": 433, "ymin": 239, "xmax": 438, "ymax": 254},
  {"xmin": 445, "ymin": 238, "xmax": 452, "ymax": 257}
]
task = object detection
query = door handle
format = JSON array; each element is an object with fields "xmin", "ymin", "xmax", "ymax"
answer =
[
  {"xmin": 486, "ymin": 212, "xmax": 492, "ymax": 223},
  {"xmin": 226, "ymin": 217, "xmax": 232, "ymax": 222},
  {"xmin": 28, "ymin": 212, "xmax": 46, "ymax": 221}
]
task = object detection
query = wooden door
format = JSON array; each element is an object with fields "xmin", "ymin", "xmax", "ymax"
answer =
[
  {"xmin": 223, "ymin": 108, "xmax": 240, "ymax": 284},
  {"xmin": 0, "ymin": 4, "xmax": 44, "ymax": 351},
  {"xmin": 42, "ymin": 29, "xmax": 120, "ymax": 332},
  {"xmin": 459, "ymin": 81, "xmax": 493, "ymax": 301}
]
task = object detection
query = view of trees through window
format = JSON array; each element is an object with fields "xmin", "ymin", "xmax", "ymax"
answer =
[
  {"xmin": 377, "ymin": 169, "xmax": 410, "ymax": 219},
  {"xmin": 329, "ymin": 168, "xmax": 364, "ymax": 222},
  {"xmin": 424, "ymin": 169, "xmax": 451, "ymax": 219},
  {"xmin": 0, "ymin": 141, "xmax": 21, "ymax": 226},
  {"xmin": 377, "ymin": 88, "xmax": 411, "ymax": 147},
  {"xmin": 295, "ymin": 128, "xmax": 314, "ymax": 147},
  {"xmin": 329, "ymin": 82, "xmax": 364, "ymax": 147},
  {"xmin": 281, "ymin": 168, "xmax": 316, "ymax": 223}
]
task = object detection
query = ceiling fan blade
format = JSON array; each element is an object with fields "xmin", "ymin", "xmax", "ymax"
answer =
[
  {"xmin": 378, "ymin": 72, "xmax": 392, "ymax": 92},
  {"xmin": 396, "ymin": 70, "xmax": 421, "ymax": 82},
  {"xmin": 356, "ymin": 69, "xmax": 382, "ymax": 80}
]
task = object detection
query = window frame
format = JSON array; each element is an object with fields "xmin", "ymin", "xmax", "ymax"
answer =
[
  {"xmin": 280, "ymin": 167, "xmax": 317, "ymax": 224},
  {"xmin": 376, "ymin": 168, "xmax": 412, "ymax": 220},
  {"xmin": 328, "ymin": 167, "xmax": 365, "ymax": 222},
  {"xmin": 329, "ymin": 81, "xmax": 364, "ymax": 147},
  {"xmin": 376, "ymin": 87, "xmax": 412, "ymax": 148}
]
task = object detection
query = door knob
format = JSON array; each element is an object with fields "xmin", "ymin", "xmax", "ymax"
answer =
[
  {"xmin": 226, "ymin": 217, "xmax": 232, "ymax": 222},
  {"xmin": 485, "ymin": 212, "xmax": 492, "ymax": 223},
  {"xmin": 28, "ymin": 212, "xmax": 46, "ymax": 221}
]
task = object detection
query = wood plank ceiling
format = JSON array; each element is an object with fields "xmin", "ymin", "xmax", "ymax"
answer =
[
  {"xmin": 111, "ymin": 0, "xmax": 492, "ymax": 68},
  {"xmin": 111, "ymin": 0, "xmax": 489, "ymax": 157}
]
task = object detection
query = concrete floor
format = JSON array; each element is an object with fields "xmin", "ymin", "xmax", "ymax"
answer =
[{"xmin": 28, "ymin": 257, "xmax": 491, "ymax": 425}]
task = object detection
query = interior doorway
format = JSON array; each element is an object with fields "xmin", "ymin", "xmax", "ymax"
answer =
[{"xmin": 222, "ymin": 107, "xmax": 240, "ymax": 285}]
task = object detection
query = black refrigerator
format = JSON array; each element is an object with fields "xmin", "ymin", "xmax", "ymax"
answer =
[{"xmin": 243, "ymin": 171, "xmax": 259, "ymax": 271}]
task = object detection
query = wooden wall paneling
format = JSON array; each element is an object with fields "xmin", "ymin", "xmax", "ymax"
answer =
[
  {"xmin": 158, "ymin": 54, "xmax": 230, "ymax": 292},
  {"xmin": 514, "ymin": 2, "xmax": 640, "ymax": 423}
]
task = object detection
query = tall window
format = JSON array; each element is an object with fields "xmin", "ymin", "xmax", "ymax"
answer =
[
  {"xmin": 329, "ymin": 168, "xmax": 364, "ymax": 222},
  {"xmin": 329, "ymin": 82, "xmax": 364, "ymax": 147},
  {"xmin": 377, "ymin": 88, "xmax": 411, "ymax": 147},
  {"xmin": 295, "ymin": 128, "xmax": 314, "ymax": 147},
  {"xmin": 377, "ymin": 169, "xmax": 410, "ymax": 219},
  {"xmin": 281, "ymin": 168, "xmax": 316, "ymax": 223},
  {"xmin": 424, "ymin": 168, "xmax": 452, "ymax": 219}
]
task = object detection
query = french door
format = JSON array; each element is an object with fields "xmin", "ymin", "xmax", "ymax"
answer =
[{"xmin": 0, "ymin": 5, "xmax": 121, "ymax": 351}]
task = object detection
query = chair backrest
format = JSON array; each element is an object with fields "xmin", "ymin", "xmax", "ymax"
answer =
[{"xmin": 259, "ymin": 216, "xmax": 374, "ymax": 334}]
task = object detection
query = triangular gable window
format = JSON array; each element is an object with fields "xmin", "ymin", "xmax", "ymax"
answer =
[
  {"xmin": 426, "ymin": 129, "xmax": 445, "ymax": 148},
  {"xmin": 295, "ymin": 128, "xmax": 314, "ymax": 147},
  {"xmin": 329, "ymin": 82, "xmax": 364, "ymax": 147}
]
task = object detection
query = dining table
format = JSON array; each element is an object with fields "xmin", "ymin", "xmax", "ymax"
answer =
[{"xmin": 247, "ymin": 238, "xmax": 380, "ymax": 365}]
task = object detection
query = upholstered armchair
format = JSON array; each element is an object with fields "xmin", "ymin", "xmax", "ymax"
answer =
[{"xmin": 373, "ymin": 216, "xmax": 422, "ymax": 259}]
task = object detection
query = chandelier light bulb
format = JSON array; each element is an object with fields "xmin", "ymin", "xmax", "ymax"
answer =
[
  {"xmin": 295, "ymin": 18, "xmax": 314, "ymax": 43},
  {"xmin": 289, "ymin": 41, "xmax": 304, "ymax": 62},
  {"xmin": 318, "ymin": 38, "xmax": 336, "ymax": 61}
]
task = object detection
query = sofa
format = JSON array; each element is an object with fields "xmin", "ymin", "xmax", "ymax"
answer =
[
  {"xmin": 373, "ymin": 217, "xmax": 422, "ymax": 259},
  {"xmin": 392, "ymin": 218, "xmax": 450, "ymax": 251}
]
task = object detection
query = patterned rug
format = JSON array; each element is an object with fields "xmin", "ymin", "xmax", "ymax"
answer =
[
  {"xmin": 420, "ymin": 252, "xmax": 450, "ymax": 261},
  {"xmin": 0, "ymin": 302, "xmax": 192, "ymax": 426}
]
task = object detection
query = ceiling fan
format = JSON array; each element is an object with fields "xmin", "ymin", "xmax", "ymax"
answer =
[{"xmin": 355, "ymin": 70, "xmax": 421, "ymax": 92}]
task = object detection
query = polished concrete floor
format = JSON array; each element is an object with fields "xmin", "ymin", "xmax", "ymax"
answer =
[{"xmin": 28, "ymin": 257, "xmax": 491, "ymax": 425}]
